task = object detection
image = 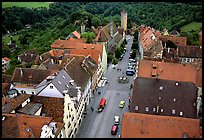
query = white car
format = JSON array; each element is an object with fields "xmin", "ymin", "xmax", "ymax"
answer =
[{"xmin": 114, "ymin": 116, "xmax": 120, "ymax": 125}]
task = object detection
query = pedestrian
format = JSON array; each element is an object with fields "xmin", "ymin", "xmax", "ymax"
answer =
[{"xmin": 91, "ymin": 107, "xmax": 94, "ymax": 112}]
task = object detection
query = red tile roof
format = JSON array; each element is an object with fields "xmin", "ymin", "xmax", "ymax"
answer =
[
  {"xmin": 72, "ymin": 31, "xmax": 81, "ymax": 39},
  {"xmin": 3, "ymin": 57, "xmax": 11, "ymax": 61},
  {"xmin": 69, "ymin": 49, "xmax": 99, "ymax": 64},
  {"xmin": 159, "ymin": 35, "xmax": 187, "ymax": 46},
  {"xmin": 2, "ymin": 113, "xmax": 53, "ymax": 138},
  {"xmin": 138, "ymin": 59, "xmax": 197, "ymax": 84},
  {"xmin": 49, "ymin": 49, "xmax": 65, "ymax": 57},
  {"xmin": 51, "ymin": 38, "xmax": 86, "ymax": 49},
  {"xmin": 122, "ymin": 113, "xmax": 201, "ymax": 138}
]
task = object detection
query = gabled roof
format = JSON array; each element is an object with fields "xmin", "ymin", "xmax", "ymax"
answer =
[
  {"xmin": 12, "ymin": 68, "xmax": 57, "ymax": 85},
  {"xmin": 178, "ymin": 45, "xmax": 202, "ymax": 58},
  {"xmin": 2, "ymin": 94, "xmax": 32, "ymax": 113},
  {"xmin": 138, "ymin": 59, "xmax": 197, "ymax": 84},
  {"xmin": 49, "ymin": 49, "xmax": 65, "ymax": 57},
  {"xmin": 2, "ymin": 74, "xmax": 12, "ymax": 83},
  {"xmin": 51, "ymin": 37, "xmax": 86, "ymax": 49},
  {"xmin": 71, "ymin": 31, "xmax": 81, "ymax": 39},
  {"xmin": 82, "ymin": 55, "xmax": 98, "ymax": 76},
  {"xmin": 122, "ymin": 113, "xmax": 200, "ymax": 138},
  {"xmin": 18, "ymin": 49, "xmax": 38, "ymax": 63},
  {"xmin": 3, "ymin": 57, "xmax": 11, "ymax": 61},
  {"xmin": 37, "ymin": 69, "xmax": 77, "ymax": 97},
  {"xmin": 2, "ymin": 113, "xmax": 52, "ymax": 138},
  {"xmin": 35, "ymin": 51, "xmax": 51, "ymax": 65},
  {"xmin": 130, "ymin": 77, "xmax": 198, "ymax": 118},
  {"xmin": 30, "ymin": 95, "xmax": 64, "ymax": 122},
  {"xmin": 64, "ymin": 55, "xmax": 91, "ymax": 89},
  {"xmin": 159, "ymin": 35, "xmax": 187, "ymax": 46},
  {"xmin": 69, "ymin": 49, "xmax": 100, "ymax": 64},
  {"xmin": 162, "ymin": 47, "xmax": 179, "ymax": 61}
]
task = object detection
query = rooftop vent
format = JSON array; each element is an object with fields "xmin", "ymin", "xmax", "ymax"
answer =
[
  {"xmin": 172, "ymin": 109, "xmax": 176, "ymax": 114},
  {"xmin": 159, "ymin": 86, "xmax": 163, "ymax": 90},
  {"xmin": 180, "ymin": 112, "xmax": 183, "ymax": 116},
  {"xmin": 135, "ymin": 105, "xmax": 139, "ymax": 111},
  {"xmin": 2, "ymin": 117, "xmax": 5, "ymax": 121},
  {"xmin": 69, "ymin": 80, "xmax": 74, "ymax": 86},
  {"xmin": 145, "ymin": 107, "xmax": 149, "ymax": 112},
  {"xmin": 91, "ymin": 46, "xmax": 94, "ymax": 50},
  {"xmin": 152, "ymin": 63, "xmax": 157, "ymax": 69},
  {"xmin": 84, "ymin": 46, "xmax": 86, "ymax": 49},
  {"xmin": 183, "ymin": 133, "xmax": 188, "ymax": 138}
]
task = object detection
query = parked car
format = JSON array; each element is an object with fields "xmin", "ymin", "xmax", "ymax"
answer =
[
  {"xmin": 126, "ymin": 69, "xmax": 135, "ymax": 76},
  {"xmin": 119, "ymin": 101, "xmax": 125, "ymax": 108},
  {"xmin": 111, "ymin": 125, "xmax": 118, "ymax": 135},
  {"xmin": 114, "ymin": 116, "xmax": 120, "ymax": 125},
  {"xmin": 97, "ymin": 98, "xmax": 106, "ymax": 112}
]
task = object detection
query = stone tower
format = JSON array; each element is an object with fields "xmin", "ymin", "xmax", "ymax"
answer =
[
  {"xmin": 81, "ymin": 22, "xmax": 85, "ymax": 34},
  {"xmin": 121, "ymin": 10, "xmax": 127, "ymax": 31}
]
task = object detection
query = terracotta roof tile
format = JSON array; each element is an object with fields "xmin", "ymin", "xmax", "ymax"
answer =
[
  {"xmin": 72, "ymin": 31, "xmax": 81, "ymax": 39},
  {"xmin": 2, "ymin": 94, "xmax": 32, "ymax": 113},
  {"xmin": 11, "ymin": 68, "xmax": 57, "ymax": 85},
  {"xmin": 178, "ymin": 45, "xmax": 202, "ymax": 58},
  {"xmin": 159, "ymin": 35, "xmax": 187, "ymax": 46},
  {"xmin": 3, "ymin": 57, "xmax": 11, "ymax": 61},
  {"xmin": 49, "ymin": 49, "xmax": 65, "ymax": 57},
  {"xmin": 122, "ymin": 113, "xmax": 200, "ymax": 138},
  {"xmin": 138, "ymin": 59, "xmax": 197, "ymax": 84},
  {"xmin": 2, "ymin": 113, "xmax": 53, "ymax": 138}
]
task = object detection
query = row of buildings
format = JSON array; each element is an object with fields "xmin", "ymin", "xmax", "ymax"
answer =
[
  {"xmin": 121, "ymin": 25, "xmax": 202, "ymax": 138},
  {"xmin": 2, "ymin": 11, "xmax": 128, "ymax": 138}
]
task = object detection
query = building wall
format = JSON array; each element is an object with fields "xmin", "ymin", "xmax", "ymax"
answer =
[
  {"xmin": 138, "ymin": 32, "xmax": 144, "ymax": 59},
  {"xmin": 12, "ymin": 86, "xmax": 36, "ymax": 95},
  {"xmin": 37, "ymin": 83, "xmax": 64, "ymax": 98},
  {"xmin": 101, "ymin": 43, "xmax": 108, "ymax": 74}
]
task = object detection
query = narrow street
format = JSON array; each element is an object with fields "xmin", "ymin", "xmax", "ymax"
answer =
[{"xmin": 76, "ymin": 35, "xmax": 135, "ymax": 138}]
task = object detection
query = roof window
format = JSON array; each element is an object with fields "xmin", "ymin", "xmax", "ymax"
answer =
[
  {"xmin": 135, "ymin": 105, "xmax": 139, "ymax": 111},
  {"xmin": 58, "ymin": 81, "xmax": 61, "ymax": 84},
  {"xmin": 180, "ymin": 112, "xmax": 183, "ymax": 116},
  {"xmin": 172, "ymin": 109, "xmax": 176, "ymax": 114},
  {"xmin": 153, "ymin": 108, "xmax": 156, "ymax": 112},
  {"xmin": 145, "ymin": 107, "xmax": 149, "ymax": 112},
  {"xmin": 175, "ymin": 82, "xmax": 179, "ymax": 86},
  {"xmin": 62, "ymin": 76, "xmax": 65, "ymax": 79},
  {"xmin": 159, "ymin": 86, "xmax": 163, "ymax": 90},
  {"xmin": 161, "ymin": 109, "xmax": 164, "ymax": 112}
]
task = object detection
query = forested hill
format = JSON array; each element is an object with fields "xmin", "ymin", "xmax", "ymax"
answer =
[{"xmin": 2, "ymin": 2, "xmax": 202, "ymax": 34}]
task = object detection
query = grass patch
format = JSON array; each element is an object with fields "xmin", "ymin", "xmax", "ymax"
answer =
[
  {"xmin": 2, "ymin": 2, "xmax": 52, "ymax": 9},
  {"xmin": 2, "ymin": 34, "xmax": 20, "ymax": 46},
  {"xmin": 180, "ymin": 22, "xmax": 202, "ymax": 32}
]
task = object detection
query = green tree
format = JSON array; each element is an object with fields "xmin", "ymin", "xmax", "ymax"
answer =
[
  {"xmin": 91, "ymin": 16, "xmax": 101, "ymax": 27},
  {"xmin": 112, "ymin": 57, "xmax": 118, "ymax": 65},
  {"xmin": 2, "ymin": 46, "xmax": 11, "ymax": 57}
]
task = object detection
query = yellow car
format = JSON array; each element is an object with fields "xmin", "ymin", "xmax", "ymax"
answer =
[{"xmin": 119, "ymin": 101, "xmax": 125, "ymax": 108}]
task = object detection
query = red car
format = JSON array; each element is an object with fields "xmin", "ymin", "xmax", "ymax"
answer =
[{"xmin": 111, "ymin": 125, "xmax": 118, "ymax": 135}]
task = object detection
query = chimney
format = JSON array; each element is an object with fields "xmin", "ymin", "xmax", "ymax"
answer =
[
  {"xmin": 20, "ymin": 68, "xmax": 23, "ymax": 76},
  {"xmin": 167, "ymin": 47, "xmax": 170, "ymax": 53}
]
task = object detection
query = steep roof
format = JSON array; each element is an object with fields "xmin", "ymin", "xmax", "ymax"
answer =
[
  {"xmin": 2, "ymin": 113, "xmax": 53, "ymax": 138},
  {"xmin": 49, "ymin": 49, "xmax": 65, "ymax": 57},
  {"xmin": 2, "ymin": 74, "xmax": 12, "ymax": 83},
  {"xmin": 2, "ymin": 83, "xmax": 11, "ymax": 97},
  {"xmin": 37, "ymin": 69, "xmax": 77, "ymax": 97},
  {"xmin": 69, "ymin": 49, "xmax": 100, "ymax": 64},
  {"xmin": 130, "ymin": 77, "xmax": 198, "ymax": 118},
  {"xmin": 178, "ymin": 45, "xmax": 202, "ymax": 58},
  {"xmin": 159, "ymin": 35, "xmax": 187, "ymax": 46},
  {"xmin": 2, "ymin": 94, "xmax": 32, "ymax": 113},
  {"xmin": 64, "ymin": 56, "xmax": 91, "ymax": 89},
  {"xmin": 81, "ymin": 55, "xmax": 98, "ymax": 76},
  {"xmin": 72, "ymin": 31, "xmax": 81, "ymax": 39},
  {"xmin": 122, "ymin": 113, "xmax": 200, "ymax": 138},
  {"xmin": 18, "ymin": 49, "xmax": 38, "ymax": 63},
  {"xmin": 34, "ymin": 51, "xmax": 51, "ymax": 65},
  {"xmin": 12, "ymin": 68, "xmax": 57, "ymax": 85},
  {"xmin": 138, "ymin": 59, "xmax": 197, "ymax": 84},
  {"xmin": 51, "ymin": 38, "xmax": 86, "ymax": 49},
  {"xmin": 3, "ymin": 57, "xmax": 11, "ymax": 61}
]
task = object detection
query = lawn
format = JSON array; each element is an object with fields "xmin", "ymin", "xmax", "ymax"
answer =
[
  {"xmin": 180, "ymin": 22, "xmax": 202, "ymax": 32},
  {"xmin": 2, "ymin": 2, "xmax": 52, "ymax": 9},
  {"xmin": 2, "ymin": 34, "xmax": 20, "ymax": 46}
]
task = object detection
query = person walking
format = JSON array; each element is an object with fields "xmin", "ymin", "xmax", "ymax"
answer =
[{"xmin": 91, "ymin": 107, "xmax": 94, "ymax": 112}]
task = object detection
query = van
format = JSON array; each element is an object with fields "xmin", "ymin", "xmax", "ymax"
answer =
[
  {"xmin": 111, "ymin": 125, "xmax": 118, "ymax": 135},
  {"xmin": 97, "ymin": 98, "xmax": 106, "ymax": 112}
]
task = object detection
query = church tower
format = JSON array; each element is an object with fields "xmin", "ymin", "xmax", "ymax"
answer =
[{"xmin": 121, "ymin": 10, "xmax": 127, "ymax": 31}]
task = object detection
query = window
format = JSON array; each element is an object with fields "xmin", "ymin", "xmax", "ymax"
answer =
[
  {"xmin": 74, "ymin": 128, "xmax": 77, "ymax": 134},
  {"xmin": 153, "ymin": 108, "xmax": 156, "ymax": 112},
  {"xmin": 135, "ymin": 106, "xmax": 139, "ymax": 111},
  {"xmin": 145, "ymin": 107, "xmax": 149, "ymax": 112},
  {"xmin": 50, "ymin": 86, "xmax": 53, "ymax": 89},
  {"xmin": 172, "ymin": 109, "xmax": 176, "ymax": 114},
  {"xmin": 161, "ymin": 109, "xmax": 164, "ymax": 112}
]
